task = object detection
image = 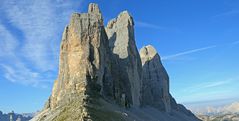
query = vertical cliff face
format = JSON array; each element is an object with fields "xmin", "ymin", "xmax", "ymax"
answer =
[
  {"xmin": 105, "ymin": 11, "xmax": 142, "ymax": 107},
  {"xmin": 50, "ymin": 2, "xmax": 110, "ymax": 113},
  {"xmin": 139, "ymin": 45, "xmax": 171, "ymax": 112},
  {"xmin": 31, "ymin": 3, "xmax": 200, "ymax": 121}
]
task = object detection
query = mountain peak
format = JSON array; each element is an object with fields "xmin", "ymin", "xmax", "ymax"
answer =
[
  {"xmin": 140, "ymin": 45, "xmax": 158, "ymax": 60},
  {"xmin": 31, "ymin": 3, "xmax": 200, "ymax": 121},
  {"xmin": 88, "ymin": 3, "xmax": 101, "ymax": 14}
]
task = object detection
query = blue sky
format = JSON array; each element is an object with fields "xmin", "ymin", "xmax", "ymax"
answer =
[{"xmin": 0, "ymin": 0, "xmax": 239, "ymax": 113}]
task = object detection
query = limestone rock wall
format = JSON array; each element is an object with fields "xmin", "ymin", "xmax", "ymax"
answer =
[
  {"xmin": 139, "ymin": 45, "xmax": 171, "ymax": 112},
  {"xmin": 31, "ymin": 3, "xmax": 200, "ymax": 121},
  {"xmin": 105, "ymin": 11, "xmax": 142, "ymax": 107},
  {"xmin": 50, "ymin": 3, "xmax": 109, "ymax": 109}
]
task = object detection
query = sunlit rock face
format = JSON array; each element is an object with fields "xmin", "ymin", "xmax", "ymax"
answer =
[
  {"xmin": 50, "ymin": 3, "xmax": 109, "ymax": 109},
  {"xmin": 31, "ymin": 3, "xmax": 201, "ymax": 121}
]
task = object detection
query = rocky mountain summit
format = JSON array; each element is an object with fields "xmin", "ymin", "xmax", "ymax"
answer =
[{"xmin": 31, "ymin": 3, "xmax": 200, "ymax": 121}]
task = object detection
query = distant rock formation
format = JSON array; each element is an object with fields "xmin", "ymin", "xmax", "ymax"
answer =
[
  {"xmin": 140, "ymin": 45, "xmax": 171, "ymax": 112},
  {"xmin": 0, "ymin": 111, "xmax": 32, "ymax": 121},
  {"xmin": 31, "ymin": 3, "xmax": 200, "ymax": 121},
  {"xmin": 193, "ymin": 102, "xmax": 239, "ymax": 121},
  {"xmin": 201, "ymin": 102, "xmax": 239, "ymax": 115},
  {"xmin": 197, "ymin": 113, "xmax": 239, "ymax": 121}
]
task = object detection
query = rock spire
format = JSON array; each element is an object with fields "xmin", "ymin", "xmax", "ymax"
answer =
[
  {"xmin": 140, "ymin": 45, "xmax": 171, "ymax": 112},
  {"xmin": 106, "ymin": 11, "xmax": 142, "ymax": 107},
  {"xmin": 31, "ymin": 3, "xmax": 201, "ymax": 121}
]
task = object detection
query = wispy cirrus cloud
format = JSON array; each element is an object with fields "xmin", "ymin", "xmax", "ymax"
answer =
[
  {"xmin": 212, "ymin": 10, "xmax": 239, "ymax": 18},
  {"xmin": 0, "ymin": 23, "xmax": 54, "ymax": 88},
  {"xmin": 135, "ymin": 21, "xmax": 164, "ymax": 30},
  {"xmin": 232, "ymin": 40, "xmax": 239, "ymax": 45},
  {"xmin": 202, "ymin": 80, "xmax": 231, "ymax": 88},
  {"xmin": 0, "ymin": 0, "xmax": 83, "ymax": 87},
  {"xmin": 135, "ymin": 21, "xmax": 180, "ymax": 32},
  {"xmin": 0, "ymin": 24, "xmax": 18, "ymax": 57},
  {"xmin": 1, "ymin": 0, "xmax": 83, "ymax": 71},
  {"xmin": 161, "ymin": 40, "xmax": 239, "ymax": 61},
  {"xmin": 162, "ymin": 45, "xmax": 217, "ymax": 61},
  {"xmin": 176, "ymin": 77, "xmax": 239, "ymax": 103},
  {"xmin": 183, "ymin": 79, "xmax": 234, "ymax": 93},
  {"xmin": 0, "ymin": 62, "xmax": 50, "ymax": 88}
]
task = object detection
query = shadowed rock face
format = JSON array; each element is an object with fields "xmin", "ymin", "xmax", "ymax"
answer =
[
  {"xmin": 106, "ymin": 11, "xmax": 142, "ymax": 107},
  {"xmin": 31, "ymin": 3, "xmax": 201, "ymax": 121},
  {"xmin": 139, "ymin": 45, "xmax": 199, "ymax": 117},
  {"xmin": 140, "ymin": 45, "xmax": 171, "ymax": 112}
]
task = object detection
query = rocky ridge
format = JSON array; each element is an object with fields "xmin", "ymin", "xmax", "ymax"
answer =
[
  {"xmin": 197, "ymin": 113, "xmax": 239, "ymax": 121},
  {"xmin": 31, "ymin": 3, "xmax": 200, "ymax": 121}
]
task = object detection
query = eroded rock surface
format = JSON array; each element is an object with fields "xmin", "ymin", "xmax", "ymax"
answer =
[
  {"xmin": 34, "ymin": 3, "xmax": 112, "ymax": 120},
  {"xmin": 31, "ymin": 3, "xmax": 200, "ymax": 121}
]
